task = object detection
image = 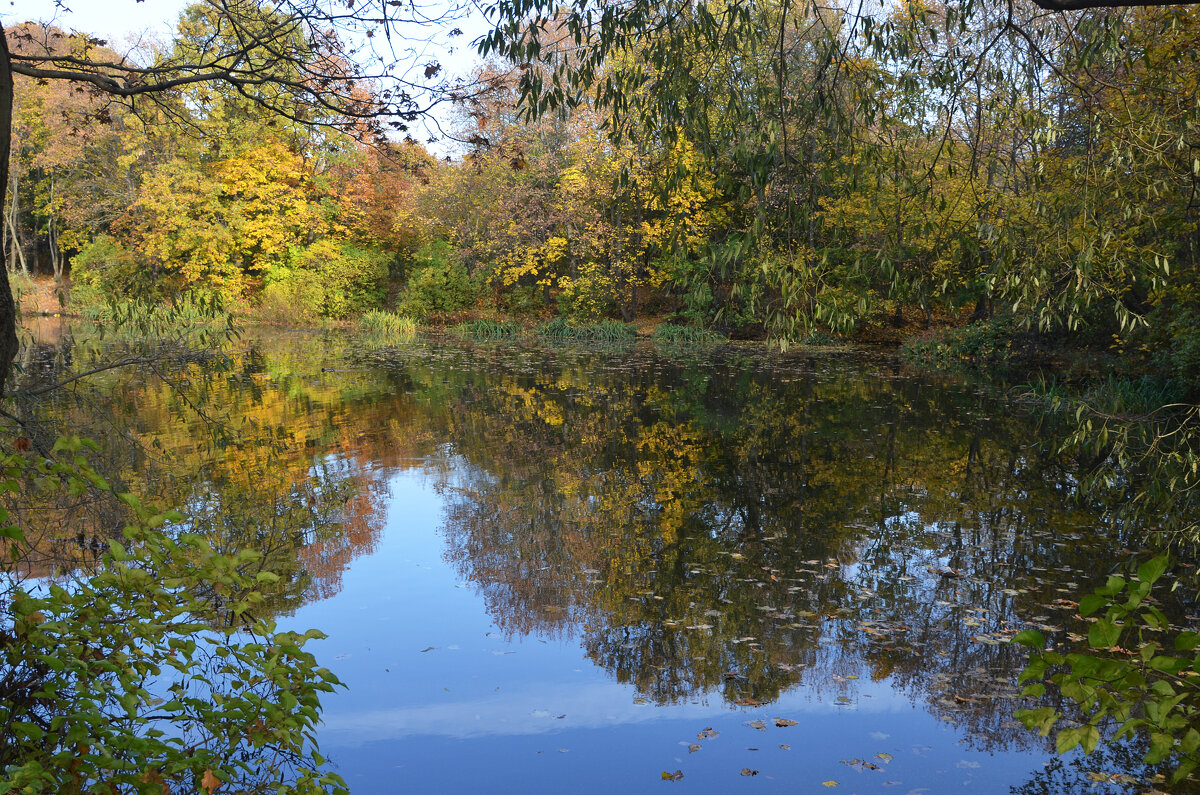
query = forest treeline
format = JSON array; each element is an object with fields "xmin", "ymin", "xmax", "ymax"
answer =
[{"xmin": 7, "ymin": 2, "xmax": 1200, "ymax": 389}]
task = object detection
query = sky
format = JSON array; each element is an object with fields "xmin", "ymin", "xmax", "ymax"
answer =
[{"xmin": 3, "ymin": 0, "xmax": 190, "ymax": 47}]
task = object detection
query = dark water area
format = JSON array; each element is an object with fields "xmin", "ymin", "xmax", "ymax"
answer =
[{"xmin": 13, "ymin": 324, "xmax": 1180, "ymax": 792}]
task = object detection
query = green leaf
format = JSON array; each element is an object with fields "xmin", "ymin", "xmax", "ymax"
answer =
[
  {"xmin": 1078, "ymin": 594, "xmax": 1108, "ymax": 617},
  {"xmin": 1177, "ymin": 631, "xmax": 1200, "ymax": 652},
  {"xmin": 1011, "ymin": 629, "xmax": 1046, "ymax": 648},
  {"xmin": 1149, "ymin": 656, "xmax": 1190, "ymax": 676},
  {"xmin": 1056, "ymin": 726, "xmax": 1085, "ymax": 754},
  {"xmin": 1080, "ymin": 724, "xmax": 1100, "ymax": 754},
  {"xmin": 1014, "ymin": 706, "xmax": 1058, "ymax": 737},
  {"xmin": 1089, "ymin": 618, "xmax": 1122, "ymax": 649},
  {"xmin": 1146, "ymin": 731, "xmax": 1174, "ymax": 765},
  {"xmin": 108, "ymin": 539, "xmax": 127, "ymax": 561},
  {"xmin": 1180, "ymin": 728, "xmax": 1200, "ymax": 756},
  {"xmin": 1137, "ymin": 556, "xmax": 1169, "ymax": 585}
]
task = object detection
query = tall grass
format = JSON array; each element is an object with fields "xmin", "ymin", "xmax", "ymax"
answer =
[
  {"xmin": 536, "ymin": 318, "xmax": 636, "ymax": 340},
  {"xmin": 1024, "ymin": 374, "xmax": 1185, "ymax": 418},
  {"xmin": 451, "ymin": 319, "xmax": 520, "ymax": 339},
  {"xmin": 359, "ymin": 310, "xmax": 418, "ymax": 341}
]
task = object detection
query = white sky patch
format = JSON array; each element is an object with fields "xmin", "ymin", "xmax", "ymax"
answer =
[{"xmin": 318, "ymin": 678, "xmax": 915, "ymax": 742}]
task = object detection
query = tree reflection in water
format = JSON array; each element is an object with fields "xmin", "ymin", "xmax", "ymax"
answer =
[{"xmin": 10, "ymin": 328, "xmax": 1176, "ymax": 785}]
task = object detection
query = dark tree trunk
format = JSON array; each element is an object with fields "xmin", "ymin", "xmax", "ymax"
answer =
[{"xmin": 0, "ymin": 25, "xmax": 18, "ymax": 398}]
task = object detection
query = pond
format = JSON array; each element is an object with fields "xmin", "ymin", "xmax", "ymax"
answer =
[{"xmin": 13, "ymin": 326, "xmax": 1169, "ymax": 792}]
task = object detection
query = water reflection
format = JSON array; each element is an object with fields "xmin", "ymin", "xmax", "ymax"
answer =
[
  {"xmin": 421, "ymin": 345, "xmax": 1119, "ymax": 749},
  {"xmin": 10, "ymin": 328, "xmax": 1167, "ymax": 790}
]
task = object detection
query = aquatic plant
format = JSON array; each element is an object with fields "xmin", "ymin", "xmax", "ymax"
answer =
[
  {"xmin": 651, "ymin": 323, "xmax": 726, "ymax": 343},
  {"xmin": 536, "ymin": 317, "xmax": 636, "ymax": 340},
  {"xmin": 358, "ymin": 310, "xmax": 418, "ymax": 340},
  {"xmin": 451, "ymin": 319, "xmax": 520, "ymax": 339}
]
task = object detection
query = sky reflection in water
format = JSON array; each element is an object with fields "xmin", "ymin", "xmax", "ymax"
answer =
[{"xmin": 295, "ymin": 472, "xmax": 1048, "ymax": 794}]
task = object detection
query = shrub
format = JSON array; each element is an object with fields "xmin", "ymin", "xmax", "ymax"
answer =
[
  {"xmin": 901, "ymin": 316, "xmax": 1017, "ymax": 369},
  {"xmin": 256, "ymin": 279, "xmax": 324, "ymax": 326},
  {"xmin": 500, "ymin": 284, "xmax": 545, "ymax": 317},
  {"xmin": 262, "ymin": 241, "xmax": 390, "ymax": 320},
  {"xmin": 1163, "ymin": 309, "xmax": 1200, "ymax": 397},
  {"xmin": 70, "ymin": 236, "xmax": 161, "ymax": 301},
  {"xmin": 395, "ymin": 241, "xmax": 477, "ymax": 320},
  {"xmin": 0, "ymin": 437, "xmax": 345, "ymax": 794}
]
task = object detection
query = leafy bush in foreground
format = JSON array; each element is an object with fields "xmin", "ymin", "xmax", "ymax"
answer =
[
  {"xmin": 0, "ymin": 437, "xmax": 345, "ymax": 794},
  {"xmin": 1014, "ymin": 556, "xmax": 1200, "ymax": 785}
]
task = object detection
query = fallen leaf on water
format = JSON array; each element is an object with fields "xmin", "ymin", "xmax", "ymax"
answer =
[
  {"xmin": 774, "ymin": 718, "xmax": 798, "ymax": 727},
  {"xmin": 841, "ymin": 758, "xmax": 881, "ymax": 771},
  {"xmin": 746, "ymin": 720, "xmax": 767, "ymax": 731},
  {"xmin": 874, "ymin": 752, "xmax": 893, "ymax": 762},
  {"xmin": 688, "ymin": 744, "xmax": 701, "ymax": 753},
  {"xmin": 661, "ymin": 770, "xmax": 683, "ymax": 781},
  {"xmin": 821, "ymin": 781, "xmax": 838, "ymax": 787},
  {"xmin": 740, "ymin": 768, "xmax": 759, "ymax": 776},
  {"xmin": 697, "ymin": 728, "xmax": 719, "ymax": 740},
  {"xmin": 779, "ymin": 744, "xmax": 790, "ymax": 750},
  {"xmin": 418, "ymin": 647, "xmax": 435, "ymax": 653}
]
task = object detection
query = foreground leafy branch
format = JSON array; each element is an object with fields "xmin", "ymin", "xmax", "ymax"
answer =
[
  {"xmin": 0, "ymin": 437, "xmax": 346, "ymax": 794},
  {"xmin": 1013, "ymin": 556, "xmax": 1200, "ymax": 784}
]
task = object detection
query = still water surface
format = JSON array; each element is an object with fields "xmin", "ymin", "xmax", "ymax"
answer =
[{"xmin": 22, "ymin": 328, "xmax": 1153, "ymax": 792}]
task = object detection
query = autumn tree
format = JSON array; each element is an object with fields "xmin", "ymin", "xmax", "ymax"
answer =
[{"xmin": 0, "ymin": 0, "xmax": 474, "ymax": 393}]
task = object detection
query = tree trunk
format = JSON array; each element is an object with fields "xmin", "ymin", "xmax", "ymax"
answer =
[
  {"xmin": 0, "ymin": 24, "xmax": 20, "ymax": 397},
  {"xmin": 50, "ymin": 175, "xmax": 61, "ymax": 281},
  {"xmin": 6, "ymin": 166, "xmax": 20, "ymax": 273}
]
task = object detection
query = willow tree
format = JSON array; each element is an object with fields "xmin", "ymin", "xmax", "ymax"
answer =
[{"xmin": 480, "ymin": 0, "xmax": 1200, "ymax": 341}]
